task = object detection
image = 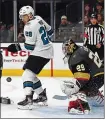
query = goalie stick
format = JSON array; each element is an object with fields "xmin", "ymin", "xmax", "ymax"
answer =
[
  {"xmin": 53, "ymin": 95, "xmax": 68, "ymax": 100},
  {"xmin": 53, "ymin": 90, "xmax": 104, "ymax": 106}
]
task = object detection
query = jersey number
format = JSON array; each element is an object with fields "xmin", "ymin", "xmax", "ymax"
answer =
[
  {"xmin": 76, "ymin": 64, "xmax": 85, "ymax": 71},
  {"xmin": 25, "ymin": 31, "xmax": 32, "ymax": 37},
  {"xmin": 39, "ymin": 26, "xmax": 49, "ymax": 45},
  {"xmin": 89, "ymin": 51, "xmax": 102, "ymax": 68}
]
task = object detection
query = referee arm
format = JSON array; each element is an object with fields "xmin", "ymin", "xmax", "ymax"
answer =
[
  {"xmin": 96, "ymin": 25, "xmax": 104, "ymax": 48},
  {"xmin": 100, "ymin": 25, "xmax": 104, "ymax": 45},
  {"xmin": 84, "ymin": 27, "xmax": 89, "ymax": 46}
]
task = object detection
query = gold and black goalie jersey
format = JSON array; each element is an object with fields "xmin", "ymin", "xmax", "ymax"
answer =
[{"xmin": 68, "ymin": 46, "xmax": 104, "ymax": 83}]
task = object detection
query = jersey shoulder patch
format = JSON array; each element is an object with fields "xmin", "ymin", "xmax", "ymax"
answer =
[
  {"xmin": 38, "ymin": 20, "xmax": 44, "ymax": 25},
  {"xmin": 83, "ymin": 46, "xmax": 89, "ymax": 52},
  {"xmin": 79, "ymin": 46, "xmax": 88, "ymax": 52},
  {"xmin": 79, "ymin": 46, "xmax": 88, "ymax": 56},
  {"xmin": 35, "ymin": 15, "xmax": 42, "ymax": 21}
]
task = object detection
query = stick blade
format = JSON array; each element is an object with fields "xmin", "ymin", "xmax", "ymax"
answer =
[{"xmin": 53, "ymin": 95, "xmax": 67, "ymax": 100}]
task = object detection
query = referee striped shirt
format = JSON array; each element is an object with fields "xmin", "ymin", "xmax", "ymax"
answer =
[{"xmin": 84, "ymin": 24, "xmax": 104, "ymax": 45}]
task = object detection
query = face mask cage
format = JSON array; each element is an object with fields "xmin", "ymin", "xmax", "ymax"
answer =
[
  {"xmin": 62, "ymin": 40, "xmax": 76, "ymax": 55},
  {"xmin": 62, "ymin": 43, "xmax": 69, "ymax": 55}
]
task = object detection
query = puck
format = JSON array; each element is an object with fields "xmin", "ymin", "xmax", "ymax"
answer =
[{"xmin": 6, "ymin": 77, "xmax": 12, "ymax": 82}]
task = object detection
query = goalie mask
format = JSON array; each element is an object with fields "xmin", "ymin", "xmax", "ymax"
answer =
[{"xmin": 62, "ymin": 39, "xmax": 78, "ymax": 56}]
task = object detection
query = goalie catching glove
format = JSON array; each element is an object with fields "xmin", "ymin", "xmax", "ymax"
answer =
[
  {"xmin": 60, "ymin": 78, "xmax": 80, "ymax": 97},
  {"xmin": 7, "ymin": 43, "xmax": 21, "ymax": 53}
]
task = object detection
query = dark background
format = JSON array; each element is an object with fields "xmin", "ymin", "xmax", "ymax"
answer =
[
  {"xmin": 0, "ymin": 0, "xmax": 82, "ymax": 25},
  {"xmin": 0, "ymin": 0, "xmax": 100, "ymax": 25}
]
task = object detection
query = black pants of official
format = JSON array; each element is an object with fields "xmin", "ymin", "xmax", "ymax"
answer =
[{"xmin": 86, "ymin": 44, "xmax": 104, "ymax": 60}]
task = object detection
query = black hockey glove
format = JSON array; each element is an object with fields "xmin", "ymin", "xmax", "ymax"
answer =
[
  {"xmin": 7, "ymin": 43, "xmax": 21, "ymax": 53},
  {"xmin": 0, "ymin": 97, "xmax": 11, "ymax": 104}
]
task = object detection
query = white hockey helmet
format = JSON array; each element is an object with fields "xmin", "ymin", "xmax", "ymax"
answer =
[{"xmin": 19, "ymin": 5, "xmax": 34, "ymax": 19}]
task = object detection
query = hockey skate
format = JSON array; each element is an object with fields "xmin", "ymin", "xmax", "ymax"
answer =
[
  {"xmin": 33, "ymin": 88, "xmax": 48, "ymax": 106},
  {"xmin": 68, "ymin": 92, "xmax": 90, "ymax": 114},
  {"xmin": 17, "ymin": 94, "xmax": 33, "ymax": 110}
]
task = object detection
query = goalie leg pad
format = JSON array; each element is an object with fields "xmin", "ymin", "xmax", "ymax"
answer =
[{"xmin": 68, "ymin": 92, "xmax": 90, "ymax": 114}]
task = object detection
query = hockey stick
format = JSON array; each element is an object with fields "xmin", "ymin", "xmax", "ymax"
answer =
[{"xmin": 53, "ymin": 95, "xmax": 67, "ymax": 100}]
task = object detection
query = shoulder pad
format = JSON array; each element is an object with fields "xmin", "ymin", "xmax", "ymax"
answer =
[
  {"xmin": 83, "ymin": 46, "xmax": 89, "ymax": 52},
  {"xmin": 78, "ymin": 46, "xmax": 88, "ymax": 56},
  {"xmin": 35, "ymin": 15, "xmax": 42, "ymax": 20}
]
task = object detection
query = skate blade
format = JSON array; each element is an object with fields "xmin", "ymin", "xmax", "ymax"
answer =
[
  {"xmin": 33, "ymin": 101, "xmax": 48, "ymax": 106},
  {"xmin": 17, "ymin": 104, "xmax": 33, "ymax": 110},
  {"xmin": 68, "ymin": 108, "xmax": 89, "ymax": 115}
]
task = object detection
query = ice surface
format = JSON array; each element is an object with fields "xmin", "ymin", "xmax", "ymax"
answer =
[{"xmin": 1, "ymin": 76, "xmax": 104, "ymax": 119}]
